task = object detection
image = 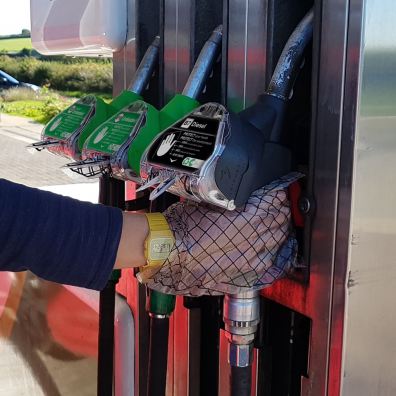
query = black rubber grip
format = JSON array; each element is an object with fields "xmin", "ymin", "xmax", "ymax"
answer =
[{"xmin": 97, "ymin": 281, "xmax": 117, "ymax": 396}]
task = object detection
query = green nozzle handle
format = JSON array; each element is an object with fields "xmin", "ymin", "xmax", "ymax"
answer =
[{"xmin": 127, "ymin": 94, "xmax": 199, "ymax": 174}]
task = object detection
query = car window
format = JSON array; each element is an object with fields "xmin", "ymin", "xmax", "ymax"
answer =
[{"xmin": 0, "ymin": 70, "xmax": 19, "ymax": 84}]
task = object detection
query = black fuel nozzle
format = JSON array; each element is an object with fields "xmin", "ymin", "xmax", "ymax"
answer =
[
  {"xmin": 215, "ymin": 93, "xmax": 291, "ymax": 207},
  {"xmin": 218, "ymin": 9, "xmax": 313, "ymax": 206}
]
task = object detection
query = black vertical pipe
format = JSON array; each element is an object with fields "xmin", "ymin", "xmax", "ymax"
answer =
[
  {"xmin": 97, "ymin": 177, "xmax": 125, "ymax": 396},
  {"xmin": 146, "ymin": 317, "xmax": 170, "ymax": 396},
  {"xmin": 97, "ymin": 280, "xmax": 117, "ymax": 396},
  {"xmin": 200, "ymin": 296, "xmax": 222, "ymax": 396}
]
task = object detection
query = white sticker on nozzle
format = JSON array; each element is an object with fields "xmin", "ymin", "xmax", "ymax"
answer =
[{"xmin": 181, "ymin": 118, "xmax": 194, "ymax": 129}]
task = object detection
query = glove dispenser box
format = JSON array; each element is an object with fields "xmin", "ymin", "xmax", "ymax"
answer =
[{"xmin": 30, "ymin": 0, "xmax": 128, "ymax": 57}]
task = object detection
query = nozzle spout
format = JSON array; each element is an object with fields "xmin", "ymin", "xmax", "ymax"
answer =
[
  {"xmin": 181, "ymin": 25, "xmax": 223, "ymax": 100},
  {"xmin": 128, "ymin": 36, "xmax": 160, "ymax": 95}
]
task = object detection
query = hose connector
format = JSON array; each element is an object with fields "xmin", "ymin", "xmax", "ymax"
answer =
[
  {"xmin": 181, "ymin": 25, "xmax": 223, "ymax": 100},
  {"xmin": 223, "ymin": 290, "xmax": 260, "ymax": 367},
  {"xmin": 147, "ymin": 290, "xmax": 176, "ymax": 319}
]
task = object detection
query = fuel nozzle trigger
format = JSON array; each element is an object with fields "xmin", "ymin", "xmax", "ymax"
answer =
[
  {"xmin": 136, "ymin": 175, "xmax": 162, "ymax": 193},
  {"xmin": 149, "ymin": 176, "xmax": 177, "ymax": 201},
  {"xmin": 62, "ymin": 157, "xmax": 111, "ymax": 178},
  {"xmin": 27, "ymin": 139, "xmax": 62, "ymax": 154}
]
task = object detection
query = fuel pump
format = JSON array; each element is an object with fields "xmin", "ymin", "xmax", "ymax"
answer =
[
  {"xmin": 28, "ymin": 36, "xmax": 160, "ymax": 160},
  {"xmin": 64, "ymin": 26, "xmax": 222, "ymax": 183},
  {"xmin": 138, "ymin": 9, "xmax": 313, "ymax": 396}
]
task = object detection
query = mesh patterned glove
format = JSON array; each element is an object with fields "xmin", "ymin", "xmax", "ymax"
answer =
[{"xmin": 138, "ymin": 173, "xmax": 302, "ymax": 296}]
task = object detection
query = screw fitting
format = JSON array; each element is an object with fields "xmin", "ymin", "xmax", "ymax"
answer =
[{"xmin": 223, "ymin": 291, "xmax": 260, "ymax": 367}]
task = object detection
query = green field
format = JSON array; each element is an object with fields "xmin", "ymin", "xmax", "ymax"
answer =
[{"xmin": 0, "ymin": 38, "xmax": 32, "ymax": 52}]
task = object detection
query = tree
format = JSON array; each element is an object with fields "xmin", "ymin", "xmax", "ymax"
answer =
[{"xmin": 21, "ymin": 29, "xmax": 31, "ymax": 37}]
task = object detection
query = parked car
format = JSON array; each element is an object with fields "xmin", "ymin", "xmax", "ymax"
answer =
[{"xmin": 0, "ymin": 70, "xmax": 40, "ymax": 92}]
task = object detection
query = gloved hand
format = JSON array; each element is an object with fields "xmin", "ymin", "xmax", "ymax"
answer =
[{"xmin": 138, "ymin": 173, "xmax": 302, "ymax": 296}]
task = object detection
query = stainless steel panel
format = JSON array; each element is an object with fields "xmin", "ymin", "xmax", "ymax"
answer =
[
  {"xmin": 302, "ymin": 1, "xmax": 350, "ymax": 395},
  {"xmin": 340, "ymin": 0, "xmax": 396, "ymax": 394},
  {"xmin": 226, "ymin": 0, "xmax": 268, "ymax": 112},
  {"xmin": 163, "ymin": 0, "xmax": 193, "ymax": 102}
]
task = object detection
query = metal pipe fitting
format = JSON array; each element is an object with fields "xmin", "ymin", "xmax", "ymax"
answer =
[
  {"xmin": 181, "ymin": 25, "xmax": 223, "ymax": 100},
  {"xmin": 223, "ymin": 290, "xmax": 260, "ymax": 367},
  {"xmin": 128, "ymin": 36, "xmax": 160, "ymax": 95}
]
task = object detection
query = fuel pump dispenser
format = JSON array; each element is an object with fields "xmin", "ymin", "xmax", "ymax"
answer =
[
  {"xmin": 64, "ymin": 26, "xmax": 222, "ymax": 183},
  {"xmin": 28, "ymin": 36, "xmax": 160, "ymax": 160},
  {"xmin": 138, "ymin": 10, "xmax": 313, "ymax": 396}
]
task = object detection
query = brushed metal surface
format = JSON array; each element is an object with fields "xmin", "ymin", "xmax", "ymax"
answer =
[
  {"xmin": 340, "ymin": 0, "xmax": 396, "ymax": 394},
  {"xmin": 226, "ymin": 0, "xmax": 268, "ymax": 112},
  {"xmin": 163, "ymin": 0, "xmax": 193, "ymax": 102}
]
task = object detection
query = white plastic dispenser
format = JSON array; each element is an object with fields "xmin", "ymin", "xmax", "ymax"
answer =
[{"xmin": 30, "ymin": 0, "xmax": 128, "ymax": 57}]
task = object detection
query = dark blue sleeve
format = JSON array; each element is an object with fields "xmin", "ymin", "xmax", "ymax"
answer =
[{"xmin": 0, "ymin": 178, "xmax": 123, "ymax": 290}]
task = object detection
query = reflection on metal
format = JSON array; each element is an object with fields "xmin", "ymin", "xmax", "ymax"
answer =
[
  {"xmin": 113, "ymin": 0, "xmax": 137, "ymax": 94},
  {"xmin": 226, "ymin": 0, "xmax": 268, "ymax": 111},
  {"xmin": 340, "ymin": 0, "xmax": 396, "ymax": 394},
  {"xmin": 0, "ymin": 273, "xmax": 98, "ymax": 395},
  {"xmin": 0, "ymin": 272, "xmax": 135, "ymax": 396},
  {"xmin": 114, "ymin": 295, "xmax": 135, "ymax": 396},
  {"xmin": 163, "ymin": 0, "xmax": 193, "ymax": 102}
]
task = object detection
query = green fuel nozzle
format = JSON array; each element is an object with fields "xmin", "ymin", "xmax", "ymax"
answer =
[
  {"xmin": 64, "ymin": 26, "xmax": 222, "ymax": 182},
  {"xmin": 28, "ymin": 36, "xmax": 160, "ymax": 161}
]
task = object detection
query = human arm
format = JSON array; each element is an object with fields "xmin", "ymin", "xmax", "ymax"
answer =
[
  {"xmin": 0, "ymin": 173, "xmax": 298, "ymax": 294},
  {"xmin": 114, "ymin": 212, "xmax": 148, "ymax": 269},
  {"xmin": 0, "ymin": 178, "xmax": 148, "ymax": 290}
]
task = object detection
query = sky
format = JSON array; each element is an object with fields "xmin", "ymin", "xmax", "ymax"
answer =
[{"xmin": 0, "ymin": 0, "xmax": 31, "ymax": 35}]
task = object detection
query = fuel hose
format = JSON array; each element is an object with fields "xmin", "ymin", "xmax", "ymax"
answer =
[
  {"xmin": 147, "ymin": 316, "xmax": 170, "ymax": 396},
  {"xmin": 146, "ymin": 290, "xmax": 176, "ymax": 396},
  {"xmin": 97, "ymin": 176, "xmax": 124, "ymax": 396},
  {"xmin": 230, "ymin": 365, "xmax": 252, "ymax": 396}
]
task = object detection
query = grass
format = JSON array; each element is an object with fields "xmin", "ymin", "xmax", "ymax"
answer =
[
  {"xmin": 59, "ymin": 90, "xmax": 113, "ymax": 102},
  {"xmin": 0, "ymin": 38, "xmax": 32, "ymax": 52},
  {"xmin": 1, "ymin": 87, "xmax": 74, "ymax": 124},
  {"xmin": 2, "ymin": 100, "xmax": 45, "ymax": 120},
  {"xmin": 0, "ymin": 55, "xmax": 113, "ymax": 93}
]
